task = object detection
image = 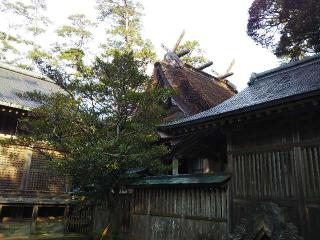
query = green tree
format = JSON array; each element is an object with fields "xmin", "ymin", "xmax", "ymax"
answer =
[
  {"xmin": 176, "ymin": 40, "xmax": 209, "ymax": 67},
  {"xmin": 96, "ymin": 0, "xmax": 156, "ymax": 66},
  {"xmin": 14, "ymin": 51, "xmax": 168, "ymax": 237},
  {"xmin": 53, "ymin": 13, "xmax": 97, "ymax": 69},
  {"xmin": 247, "ymin": 0, "xmax": 320, "ymax": 59},
  {"xmin": 0, "ymin": 0, "xmax": 50, "ymax": 69}
]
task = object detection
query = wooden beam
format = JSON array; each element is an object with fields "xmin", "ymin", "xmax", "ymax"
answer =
[
  {"xmin": 176, "ymin": 49, "xmax": 190, "ymax": 58},
  {"xmin": 217, "ymin": 72, "xmax": 233, "ymax": 80},
  {"xmin": 172, "ymin": 30, "xmax": 185, "ymax": 52},
  {"xmin": 20, "ymin": 149, "xmax": 33, "ymax": 191},
  {"xmin": 195, "ymin": 61, "xmax": 213, "ymax": 71}
]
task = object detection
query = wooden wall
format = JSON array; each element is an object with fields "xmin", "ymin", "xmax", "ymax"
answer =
[
  {"xmin": 91, "ymin": 195, "xmax": 131, "ymax": 237},
  {"xmin": 0, "ymin": 143, "xmax": 68, "ymax": 195},
  {"xmin": 0, "ymin": 145, "xmax": 27, "ymax": 190},
  {"xmin": 228, "ymin": 114, "xmax": 320, "ymax": 239},
  {"xmin": 129, "ymin": 186, "xmax": 229, "ymax": 240}
]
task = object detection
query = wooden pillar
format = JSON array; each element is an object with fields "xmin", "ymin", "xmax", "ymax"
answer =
[
  {"xmin": 172, "ymin": 157, "xmax": 179, "ymax": 175},
  {"xmin": 0, "ymin": 204, "xmax": 3, "ymax": 223},
  {"xmin": 65, "ymin": 176, "xmax": 72, "ymax": 193},
  {"xmin": 226, "ymin": 133, "xmax": 234, "ymax": 237},
  {"xmin": 293, "ymin": 123, "xmax": 308, "ymax": 239},
  {"xmin": 30, "ymin": 205, "xmax": 39, "ymax": 233},
  {"xmin": 20, "ymin": 148, "xmax": 33, "ymax": 191},
  {"xmin": 64, "ymin": 206, "xmax": 70, "ymax": 232}
]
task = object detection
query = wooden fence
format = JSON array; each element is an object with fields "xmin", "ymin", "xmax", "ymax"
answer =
[
  {"xmin": 129, "ymin": 186, "xmax": 229, "ymax": 240},
  {"xmin": 67, "ymin": 204, "xmax": 93, "ymax": 233}
]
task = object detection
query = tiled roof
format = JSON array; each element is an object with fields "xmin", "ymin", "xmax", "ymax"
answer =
[
  {"xmin": 128, "ymin": 173, "xmax": 230, "ymax": 187},
  {"xmin": 154, "ymin": 61, "xmax": 236, "ymax": 116},
  {"xmin": 0, "ymin": 63, "xmax": 62, "ymax": 110},
  {"xmin": 160, "ymin": 54, "xmax": 320, "ymax": 129}
]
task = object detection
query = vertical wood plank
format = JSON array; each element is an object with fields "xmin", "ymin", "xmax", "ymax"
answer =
[
  {"xmin": 191, "ymin": 188, "xmax": 194, "ymax": 216},
  {"xmin": 252, "ymin": 153, "xmax": 257, "ymax": 199},
  {"xmin": 267, "ymin": 152, "xmax": 273, "ymax": 198},
  {"xmin": 216, "ymin": 189, "xmax": 221, "ymax": 218},
  {"xmin": 196, "ymin": 188, "xmax": 200, "ymax": 216},
  {"xmin": 20, "ymin": 148, "xmax": 33, "ymax": 190},
  {"xmin": 300, "ymin": 148, "xmax": 308, "ymax": 197},
  {"xmin": 261, "ymin": 153, "xmax": 267, "ymax": 198},
  {"xmin": 247, "ymin": 154, "xmax": 251, "ymax": 199},
  {"xmin": 63, "ymin": 206, "xmax": 70, "ymax": 232},
  {"xmin": 293, "ymin": 144, "xmax": 308, "ymax": 238},
  {"xmin": 272, "ymin": 152, "xmax": 279, "ymax": 198},
  {"xmin": 181, "ymin": 188, "xmax": 185, "ymax": 217},
  {"xmin": 0, "ymin": 204, "xmax": 2, "ymax": 223},
  {"xmin": 313, "ymin": 147, "xmax": 320, "ymax": 194},
  {"xmin": 308, "ymin": 147, "xmax": 316, "ymax": 197},
  {"xmin": 221, "ymin": 189, "xmax": 226, "ymax": 218},
  {"xmin": 147, "ymin": 189, "xmax": 151, "ymax": 215},
  {"xmin": 234, "ymin": 155, "xmax": 238, "ymax": 197},
  {"xmin": 212, "ymin": 188, "xmax": 216, "ymax": 218},
  {"xmin": 205, "ymin": 188, "xmax": 210, "ymax": 218},
  {"xmin": 241, "ymin": 155, "xmax": 245, "ymax": 197},
  {"xmin": 277, "ymin": 152, "xmax": 283, "ymax": 199},
  {"xmin": 283, "ymin": 151, "xmax": 290, "ymax": 197},
  {"xmin": 257, "ymin": 153, "xmax": 262, "ymax": 198}
]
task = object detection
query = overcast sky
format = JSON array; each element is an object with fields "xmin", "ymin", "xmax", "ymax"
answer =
[{"xmin": 46, "ymin": 1, "xmax": 279, "ymax": 90}]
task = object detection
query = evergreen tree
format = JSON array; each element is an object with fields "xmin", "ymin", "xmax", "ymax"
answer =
[
  {"xmin": 12, "ymin": 52, "xmax": 168, "ymax": 237},
  {"xmin": 53, "ymin": 13, "xmax": 97, "ymax": 69},
  {"xmin": 96, "ymin": 0, "xmax": 156, "ymax": 66},
  {"xmin": 0, "ymin": 0, "xmax": 50, "ymax": 69},
  {"xmin": 247, "ymin": 0, "xmax": 320, "ymax": 59}
]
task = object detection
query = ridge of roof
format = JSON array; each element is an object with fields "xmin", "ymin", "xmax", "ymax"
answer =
[
  {"xmin": 248, "ymin": 54, "xmax": 320, "ymax": 86},
  {"xmin": 156, "ymin": 61, "xmax": 237, "ymax": 93},
  {"xmin": 0, "ymin": 62, "xmax": 54, "ymax": 83}
]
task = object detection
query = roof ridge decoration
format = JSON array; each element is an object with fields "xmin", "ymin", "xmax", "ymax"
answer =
[
  {"xmin": 248, "ymin": 53, "xmax": 320, "ymax": 86},
  {"xmin": 0, "ymin": 62, "xmax": 54, "ymax": 83}
]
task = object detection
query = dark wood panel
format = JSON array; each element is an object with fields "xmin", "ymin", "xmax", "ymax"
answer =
[
  {"xmin": 233, "ymin": 150, "xmax": 297, "ymax": 200},
  {"xmin": 301, "ymin": 146, "xmax": 320, "ymax": 198}
]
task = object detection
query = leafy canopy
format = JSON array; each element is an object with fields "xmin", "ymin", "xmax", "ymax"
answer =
[
  {"xmin": 247, "ymin": 0, "xmax": 320, "ymax": 59},
  {"xmin": 96, "ymin": 0, "xmax": 156, "ymax": 66},
  {"xmin": 0, "ymin": 0, "xmax": 50, "ymax": 69},
  {"xmin": 16, "ymin": 51, "xmax": 168, "ymax": 198}
]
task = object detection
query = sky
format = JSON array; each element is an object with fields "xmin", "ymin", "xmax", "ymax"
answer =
[{"xmin": 31, "ymin": 0, "xmax": 280, "ymax": 90}]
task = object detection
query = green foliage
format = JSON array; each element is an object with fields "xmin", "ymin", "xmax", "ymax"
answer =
[
  {"xmin": 56, "ymin": 14, "xmax": 96, "ymax": 49},
  {"xmin": 247, "ymin": 0, "xmax": 320, "ymax": 60},
  {"xmin": 52, "ymin": 14, "xmax": 96, "ymax": 70},
  {"xmin": 0, "ymin": 0, "xmax": 50, "ymax": 68},
  {"xmin": 15, "ymin": 52, "xmax": 168, "ymax": 198},
  {"xmin": 176, "ymin": 40, "xmax": 209, "ymax": 67},
  {"xmin": 97, "ymin": 0, "xmax": 156, "ymax": 66}
]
